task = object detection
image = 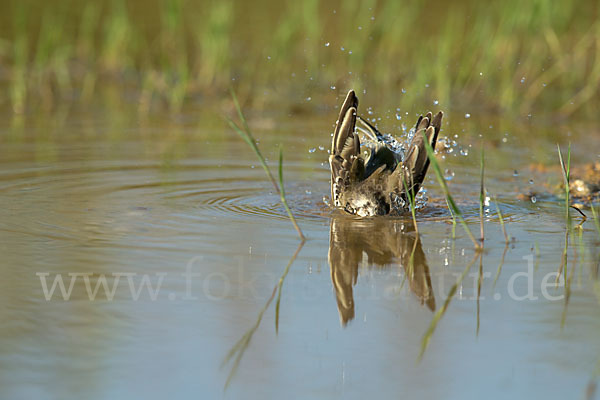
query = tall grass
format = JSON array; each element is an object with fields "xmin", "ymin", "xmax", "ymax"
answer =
[
  {"xmin": 227, "ymin": 89, "xmax": 305, "ymax": 240},
  {"xmin": 556, "ymin": 143, "xmax": 571, "ymax": 282},
  {"xmin": 402, "ymin": 176, "xmax": 419, "ymax": 234},
  {"xmin": 591, "ymin": 206, "xmax": 600, "ymax": 239},
  {"xmin": 479, "ymin": 145, "xmax": 485, "ymax": 243},
  {"xmin": 222, "ymin": 241, "xmax": 304, "ymax": 388},
  {"xmin": 491, "ymin": 194, "xmax": 510, "ymax": 287},
  {"xmin": 492, "ymin": 194, "xmax": 510, "ymax": 244},
  {"xmin": 422, "ymin": 131, "xmax": 480, "ymax": 249},
  {"xmin": 419, "ymin": 253, "xmax": 480, "ymax": 361},
  {"xmin": 3, "ymin": 0, "xmax": 600, "ymax": 117}
]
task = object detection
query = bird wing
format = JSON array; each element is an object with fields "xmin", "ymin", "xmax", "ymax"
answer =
[
  {"xmin": 329, "ymin": 90, "xmax": 364, "ymax": 207},
  {"xmin": 394, "ymin": 111, "xmax": 443, "ymax": 199}
]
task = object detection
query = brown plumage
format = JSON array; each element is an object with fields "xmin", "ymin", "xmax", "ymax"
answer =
[{"xmin": 329, "ymin": 90, "xmax": 443, "ymax": 216}]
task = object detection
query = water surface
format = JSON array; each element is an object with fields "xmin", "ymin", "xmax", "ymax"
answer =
[{"xmin": 1, "ymin": 105, "xmax": 599, "ymax": 399}]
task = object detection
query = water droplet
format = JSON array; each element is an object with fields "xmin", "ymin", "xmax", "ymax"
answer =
[
  {"xmin": 479, "ymin": 72, "xmax": 483, "ymax": 76},
  {"xmin": 529, "ymin": 179, "xmax": 534, "ymax": 184},
  {"xmin": 542, "ymin": 83, "xmax": 547, "ymax": 87},
  {"xmin": 444, "ymin": 169, "xmax": 455, "ymax": 181},
  {"xmin": 531, "ymin": 196, "xmax": 537, "ymax": 203},
  {"xmin": 267, "ymin": 56, "xmax": 271, "ymax": 60},
  {"xmin": 502, "ymin": 137, "xmax": 507, "ymax": 143},
  {"xmin": 401, "ymin": 88, "xmax": 406, "ymax": 94},
  {"xmin": 465, "ymin": 113, "xmax": 471, "ymax": 119},
  {"xmin": 358, "ymin": 26, "xmax": 362, "ymax": 30},
  {"xmin": 520, "ymin": 77, "xmax": 526, "ymax": 83},
  {"xmin": 433, "ymin": 100, "xmax": 439, "ymax": 105},
  {"xmin": 340, "ymin": 46, "xmax": 345, "ymax": 51},
  {"xmin": 308, "ymin": 148, "xmax": 316, "ymax": 153},
  {"xmin": 306, "ymin": 97, "xmax": 312, "ymax": 101},
  {"xmin": 330, "ymin": 85, "xmax": 336, "ymax": 90},
  {"xmin": 395, "ymin": 114, "xmax": 402, "ymax": 120},
  {"xmin": 305, "ymin": 190, "xmax": 312, "ymax": 195},
  {"xmin": 513, "ymin": 170, "xmax": 519, "ymax": 176},
  {"xmin": 318, "ymin": 145, "xmax": 325, "ymax": 151},
  {"xmin": 325, "ymin": 42, "xmax": 330, "ymax": 47},
  {"xmin": 460, "ymin": 148, "xmax": 469, "ymax": 156},
  {"xmin": 348, "ymin": 50, "xmax": 353, "ymax": 54},
  {"xmin": 425, "ymin": 83, "xmax": 430, "ymax": 88}
]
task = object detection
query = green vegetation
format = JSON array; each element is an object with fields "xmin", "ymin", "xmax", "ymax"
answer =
[
  {"xmin": 423, "ymin": 131, "xmax": 480, "ymax": 249},
  {"xmin": 1, "ymin": 0, "xmax": 599, "ymax": 118},
  {"xmin": 222, "ymin": 241, "xmax": 304, "ymax": 389},
  {"xmin": 419, "ymin": 253, "xmax": 480, "ymax": 361},
  {"xmin": 479, "ymin": 146, "xmax": 485, "ymax": 243},
  {"xmin": 227, "ymin": 89, "xmax": 305, "ymax": 240},
  {"xmin": 556, "ymin": 143, "xmax": 571, "ymax": 282}
]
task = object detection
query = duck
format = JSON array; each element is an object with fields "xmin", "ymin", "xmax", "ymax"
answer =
[{"xmin": 329, "ymin": 90, "xmax": 443, "ymax": 216}]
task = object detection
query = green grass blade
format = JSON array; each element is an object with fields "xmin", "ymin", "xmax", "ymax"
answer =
[
  {"xmin": 479, "ymin": 145, "xmax": 485, "ymax": 243},
  {"xmin": 422, "ymin": 131, "xmax": 479, "ymax": 249},
  {"xmin": 227, "ymin": 89, "xmax": 305, "ymax": 240},
  {"xmin": 492, "ymin": 194, "xmax": 509, "ymax": 244},
  {"xmin": 419, "ymin": 253, "xmax": 479, "ymax": 361}
]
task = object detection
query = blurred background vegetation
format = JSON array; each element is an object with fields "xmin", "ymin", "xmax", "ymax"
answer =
[{"xmin": 0, "ymin": 0, "xmax": 598, "ymax": 120}]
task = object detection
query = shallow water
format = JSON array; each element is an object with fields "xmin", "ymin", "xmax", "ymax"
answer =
[{"xmin": 1, "ymin": 105, "xmax": 600, "ymax": 399}]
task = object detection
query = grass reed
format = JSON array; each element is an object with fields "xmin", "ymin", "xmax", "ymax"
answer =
[
  {"xmin": 476, "ymin": 253, "xmax": 483, "ymax": 336},
  {"xmin": 492, "ymin": 194, "xmax": 510, "ymax": 244},
  {"xmin": 419, "ymin": 252, "xmax": 480, "ymax": 361},
  {"xmin": 591, "ymin": 206, "xmax": 600, "ymax": 239},
  {"xmin": 491, "ymin": 194, "xmax": 510, "ymax": 287},
  {"xmin": 447, "ymin": 198, "xmax": 457, "ymax": 240},
  {"xmin": 422, "ymin": 132, "xmax": 480, "ymax": 250},
  {"xmin": 227, "ymin": 89, "xmax": 305, "ymax": 241},
  {"xmin": 557, "ymin": 143, "xmax": 572, "ymax": 221},
  {"xmin": 222, "ymin": 241, "xmax": 304, "ymax": 389},
  {"xmin": 479, "ymin": 145, "xmax": 485, "ymax": 243},
  {"xmin": 4, "ymin": 0, "xmax": 600, "ymax": 117},
  {"xmin": 492, "ymin": 243, "xmax": 509, "ymax": 289},
  {"xmin": 556, "ymin": 143, "xmax": 571, "ymax": 282},
  {"xmin": 402, "ymin": 176, "xmax": 419, "ymax": 234}
]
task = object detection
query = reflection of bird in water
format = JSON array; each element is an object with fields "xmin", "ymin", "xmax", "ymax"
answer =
[
  {"xmin": 328, "ymin": 217, "xmax": 435, "ymax": 326},
  {"xmin": 329, "ymin": 90, "xmax": 443, "ymax": 216}
]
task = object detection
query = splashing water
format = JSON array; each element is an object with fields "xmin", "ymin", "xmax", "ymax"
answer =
[{"xmin": 357, "ymin": 123, "xmax": 431, "ymax": 210}]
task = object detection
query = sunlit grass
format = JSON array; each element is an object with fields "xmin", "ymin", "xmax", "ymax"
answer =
[
  {"xmin": 557, "ymin": 143, "xmax": 571, "ymax": 282},
  {"xmin": 226, "ymin": 89, "xmax": 305, "ymax": 240},
  {"xmin": 402, "ymin": 176, "xmax": 419, "ymax": 234},
  {"xmin": 479, "ymin": 145, "xmax": 485, "ymax": 243},
  {"xmin": 222, "ymin": 241, "xmax": 304, "ymax": 389},
  {"xmin": 3, "ymin": 0, "xmax": 600, "ymax": 117},
  {"xmin": 591, "ymin": 205, "xmax": 600, "ymax": 239},
  {"xmin": 492, "ymin": 194, "xmax": 510, "ymax": 244},
  {"xmin": 422, "ymin": 131, "xmax": 480, "ymax": 250},
  {"xmin": 419, "ymin": 252, "xmax": 480, "ymax": 361}
]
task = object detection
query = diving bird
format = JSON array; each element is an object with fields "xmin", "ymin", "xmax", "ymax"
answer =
[{"xmin": 329, "ymin": 90, "xmax": 443, "ymax": 216}]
